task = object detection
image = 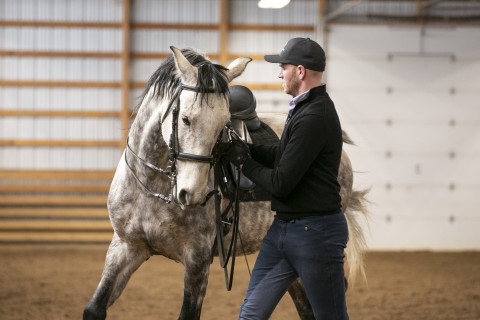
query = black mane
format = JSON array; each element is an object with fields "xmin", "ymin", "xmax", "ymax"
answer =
[{"xmin": 139, "ymin": 48, "xmax": 229, "ymax": 108}]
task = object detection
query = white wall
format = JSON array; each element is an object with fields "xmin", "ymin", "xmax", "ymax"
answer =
[{"xmin": 327, "ymin": 25, "xmax": 480, "ymax": 250}]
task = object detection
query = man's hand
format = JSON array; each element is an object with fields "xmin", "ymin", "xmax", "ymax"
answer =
[{"xmin": 225, "ymin": 140, "xmax": 251, "ymax": 167}]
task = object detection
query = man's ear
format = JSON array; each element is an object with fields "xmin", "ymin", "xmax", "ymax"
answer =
[{"xmin": 297, "ymin": 65, "xmax": 306, "ymax": 80}]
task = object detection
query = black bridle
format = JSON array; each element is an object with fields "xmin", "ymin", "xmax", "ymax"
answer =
[{"xmin": 125, "ymin": 82, "xmax": 218, "ymax": 204}]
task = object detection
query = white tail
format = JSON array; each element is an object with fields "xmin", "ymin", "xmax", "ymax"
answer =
[{"xmin": 344, "ymin": 188, "xmax": 370, "ymax": 286}]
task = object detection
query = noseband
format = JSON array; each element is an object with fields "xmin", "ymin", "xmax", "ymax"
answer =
[{"xmin": 125, "ymin": 82, "xmax": 223, "ymax": 204}]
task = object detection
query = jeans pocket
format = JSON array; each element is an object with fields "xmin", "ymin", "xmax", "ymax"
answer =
[{"xmin": 297, "ymin": 216, "xmax": 326, "ymax": 232}]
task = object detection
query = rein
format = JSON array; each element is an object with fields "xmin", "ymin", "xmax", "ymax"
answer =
[{"xmin": 213, "ymin": 164, "xmax": 241, "ymax": 291}]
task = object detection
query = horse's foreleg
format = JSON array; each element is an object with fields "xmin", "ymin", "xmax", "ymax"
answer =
[
  {"xmin": 83, "ymin": 233, "xmax": 150, "ymax": 320},
  {"xmin": 287, "ymin": 278, "xmax": 315, "ymax": 320},
  {"xmin": 178, "ymin": 245, "xmax": 211, "ymax": 320}
]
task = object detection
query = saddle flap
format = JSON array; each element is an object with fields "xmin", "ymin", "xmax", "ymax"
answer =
[
  {"xmin": 229, "ymin": 119, "xmax": 255, "ymax": 190},
  {"xmin": 230, "ymin": 119, "xmax": 253, "ymax": 144}
]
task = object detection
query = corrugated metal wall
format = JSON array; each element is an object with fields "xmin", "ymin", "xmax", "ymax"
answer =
[
  {"xmin": 0, "ymin": 0, "xmax": 123, "ymax": 170},
  {"xmin": 1, "ymin": 0, "xmax": 479, "ymax": 249}
]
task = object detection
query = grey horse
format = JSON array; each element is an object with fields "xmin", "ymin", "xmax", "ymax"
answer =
[{"xmin": 83, "ymin": 47, "xmax": 368, "ymax": 320}]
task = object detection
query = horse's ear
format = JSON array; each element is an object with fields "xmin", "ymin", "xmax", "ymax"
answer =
[
  {"xmin": 170, "ymin": 46, "xmax": 198, "ymax": 84},
  {"xmin": 225, "ymin": 57, "xmax": 252, "ymax": 82}
]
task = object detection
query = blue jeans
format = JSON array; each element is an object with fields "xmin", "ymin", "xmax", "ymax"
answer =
[{"xmin": 239, "ymin": 213, "xmax": 349, "ymax": 320}]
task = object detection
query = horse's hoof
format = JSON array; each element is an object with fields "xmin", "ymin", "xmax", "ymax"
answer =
[{"xmin": 83, "ymin": 304, "xmax": 106, "ymax": 320}]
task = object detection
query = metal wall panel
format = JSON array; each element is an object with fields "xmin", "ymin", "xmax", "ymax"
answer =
[
  {"xmin": 1, "ymin": 0, "xmax": 122, "ymax": 22},
  {"xmin": 0, "ymin": 87, "xmax": 121, "ymax": 111},
  {"xmin": 132, "ymin": 0, "xmax": 220, "ymax": 24},
  {"xmin": 0, "ymin": 0, "xmax": 123, "ymax": 170},
  {"xmin": 2, "ymin": 27, "xmax": 122, "ymax": 52},
  {"xmin": 1, "ymin": 57, "xmax": 121, "ymax": 81},
  {"xmin": 131, "ymin": 29, "xmax": 220, "ymax": 54}
]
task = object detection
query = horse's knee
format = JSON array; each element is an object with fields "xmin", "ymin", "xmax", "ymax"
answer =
[{"xmin": 83, "ymin": 303, "xmax": 106, "ymax": 320}]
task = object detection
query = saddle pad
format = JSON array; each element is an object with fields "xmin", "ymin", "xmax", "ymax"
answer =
[{"xmin": 249, "ymin": 121, "xmax": 279, "ymax": 146}]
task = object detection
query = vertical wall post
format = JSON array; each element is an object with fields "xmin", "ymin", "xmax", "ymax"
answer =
[
  {"xmin": 318, "ymin": 0, "xmax": 329, "ymax": 82},
  {"xmin": 121, "ymin": 0, "xmax": 131, "ymax": 148},
  {"xmin": 220, "ymin": 0, "xmax": 229, "ymax": 66}
]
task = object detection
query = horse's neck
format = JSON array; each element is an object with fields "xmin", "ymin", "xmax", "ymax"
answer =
[{"xmin": 128, "ymin": 92, "xmax": 170, "ymax": 168}]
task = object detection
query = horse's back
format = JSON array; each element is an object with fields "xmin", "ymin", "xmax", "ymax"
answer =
[{"xmin": 257, "ymin": 112, "xmax": 287, "ymax": 137}]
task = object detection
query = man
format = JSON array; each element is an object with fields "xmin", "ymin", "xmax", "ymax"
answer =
[{"xmin": 226, "ymin": 37, "xmax": 349, "ymax": 319}]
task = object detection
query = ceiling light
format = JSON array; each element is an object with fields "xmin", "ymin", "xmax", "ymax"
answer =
[{"xmin": 258, "ymin": 0, "xmax": 291, "ymax": 9}]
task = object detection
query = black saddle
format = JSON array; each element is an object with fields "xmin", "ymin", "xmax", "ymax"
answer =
[{"xmin": 215, "ymin": 86, "xmax": 279, "ymax": 202}]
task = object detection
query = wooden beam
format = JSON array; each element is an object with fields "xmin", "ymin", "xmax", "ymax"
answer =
[
  {"xmin": 0, "ymin": 20, "xmax": 314, "ymax": 32},
  {"xmin": 121, "ymin": 0, "xmax": 131, "ymax": 149},
  {"xmin": 0, "ymin": 232, "xmax": 113, "ymax": 243},
  {"xmin": 0, "ymin": 80, "xmax": 121, "ymax": 88},
  {"xmin": 230, "ymin": 83, "xmax": 283, "ymax": 91},
  {"xmin": 0, "ymin": 207, "xmax": 108, "ymax": 218},
  {"xmin": 0, "ymin": 196, "xmax": 107, "ymax": 206},
  {"xmin": 0, "ymin": 220, "xmax": 112, "ymax": 232},
  {"xmin": 0, "ymin": 140, "xmax": 122, "ymax": 148},
  {"xmin": 0, "ymin": 50, "xmax": 122, "ymax": 58},
  {"xmin": 131, "ymin": 82, "xmax": 147, "ymax": 89},
  {"xmin": 132, "ymin": 82, "xmax": 282, "ymax": 91},
  {"xmin": 0, "ymin": 110, "xmax": 121, "ymax": 118},
  {"xmin": 0, "ymin": 184, "xmax": 109, "ymax": 193},
  {"xmin": 0, "ymin": 169, "xmax": 115, "ymax": 180},
  {"xmin": 230, "ymin": 24, "xmax": 314, "ymax": 32},
  {"xmin": 219, "ymin": 0, "xmax": 229, "ymax": 67},
  {"xmin": 227, "ymin": 54, "xmax": 265, "ymax": 61},
  {"xmin": 416, "ymin": 0, "xmax": 425, "ymax": 23},
  {"xmin": 131, "ymin": 23, "xmax": 218, "ymax": 30},
  {"xmin": 131, "ymin": 52, "xmax": 170, "ymax": 60},
  {"xmin": 0, "ymin": 21, "xmax": 121, "ymax": 28},
  {"xmin": 131, "ymin": 52, "xmax": 221, "ymax": 61},
  {"xmin": 0, "ymin": 51, "xmax": 220, "ymax": 61}
]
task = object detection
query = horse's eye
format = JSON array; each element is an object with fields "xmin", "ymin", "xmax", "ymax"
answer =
[{"xmin": 182, "ymin": 116, "xmax": 191, "ymax": 126}]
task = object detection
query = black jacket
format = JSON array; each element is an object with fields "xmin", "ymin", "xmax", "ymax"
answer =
[{"xmin": 242, "ymin": 85, "xmax": 343, "ymax": 220}]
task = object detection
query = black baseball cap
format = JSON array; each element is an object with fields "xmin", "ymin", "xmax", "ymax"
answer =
[{"xmin": 264, "ymin": 37, "xmax": 326, "ymax": 72}]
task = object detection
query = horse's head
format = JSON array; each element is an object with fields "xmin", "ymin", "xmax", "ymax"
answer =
[{"xmin": 161, "ymin": 47, "xmax": 251, "ymax": 208}]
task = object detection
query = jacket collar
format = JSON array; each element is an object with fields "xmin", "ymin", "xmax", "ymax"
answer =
[{"xmin": 290, "ymin": 84, "xmax": 327, "ymax": 116}]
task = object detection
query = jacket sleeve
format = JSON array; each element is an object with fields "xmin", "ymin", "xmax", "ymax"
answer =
[
  {"xmin": 242, "ymin": 113, "xmax": 332, "ymax": 197},
  {"xmin": 249, "ymin": 143, "xmax": 278, "ymax": 168}
]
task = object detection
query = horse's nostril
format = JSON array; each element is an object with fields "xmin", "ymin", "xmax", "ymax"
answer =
[{"xmin": 178, "ymin": 189, "xmax": 189, "ymax": 205}]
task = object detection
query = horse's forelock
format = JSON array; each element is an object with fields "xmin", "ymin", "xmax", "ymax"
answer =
[{"xmin": 195, "ymin": 62, "xmax": 229, "ymax": 105}]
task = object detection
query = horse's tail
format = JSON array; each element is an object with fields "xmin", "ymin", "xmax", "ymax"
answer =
[{"xmin": 344, "ymin": 187, "xmax": 370, "ymax": 286}]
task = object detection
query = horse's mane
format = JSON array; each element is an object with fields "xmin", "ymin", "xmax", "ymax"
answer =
[{"xmin": 138, "ymin": 48, "xmax": 229, "ymax": 110}]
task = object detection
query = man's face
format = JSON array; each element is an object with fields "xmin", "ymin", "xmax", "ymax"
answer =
[{"xmin": 278, "ymin": 63, "xmax": 301, "ymax": 97}]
